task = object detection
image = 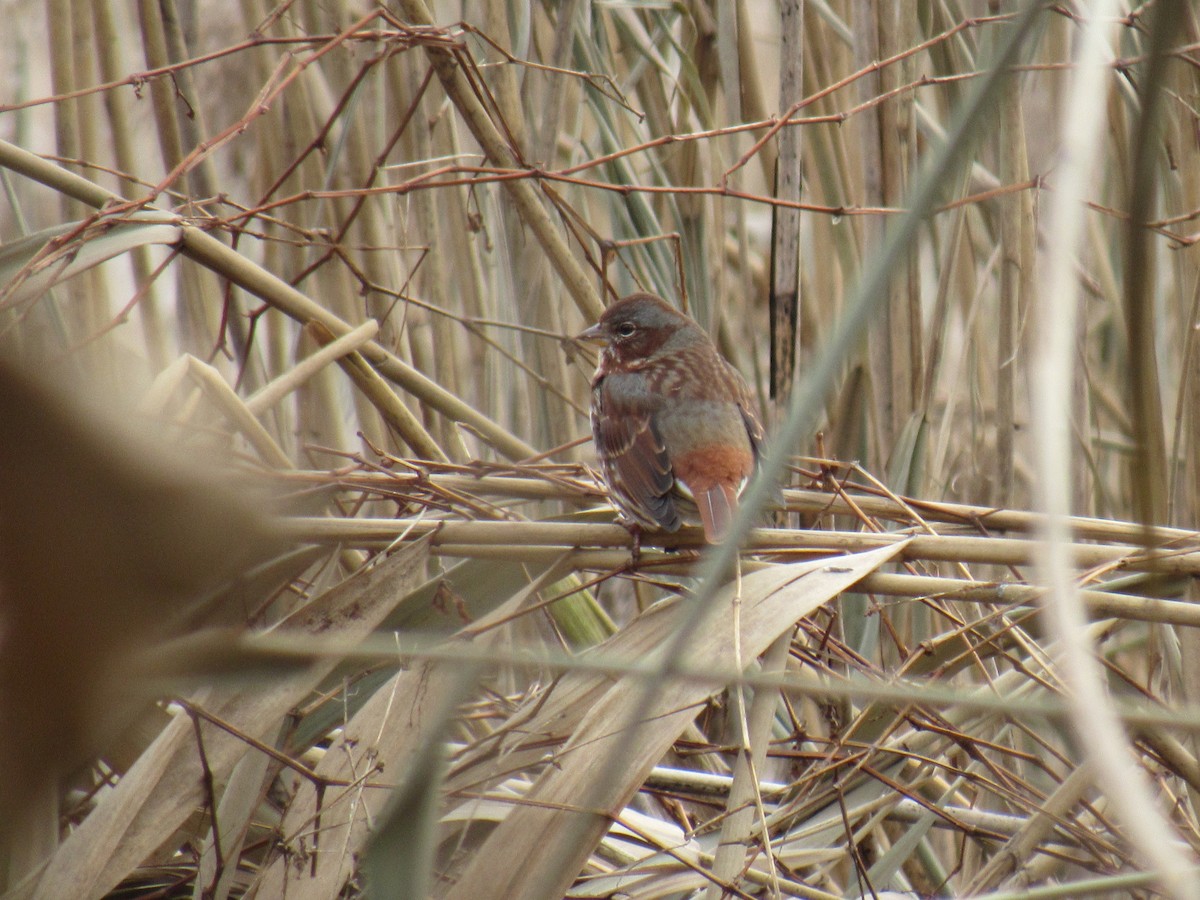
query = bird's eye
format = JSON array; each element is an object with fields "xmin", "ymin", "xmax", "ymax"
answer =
[{"xmin": 615, "ymin": 322, "xmax": 636, "ymax": 338}]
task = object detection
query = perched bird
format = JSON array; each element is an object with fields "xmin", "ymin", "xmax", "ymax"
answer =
[{"xmin": 577, "ymin": 292, "xmax": 766, "ymax": 544}]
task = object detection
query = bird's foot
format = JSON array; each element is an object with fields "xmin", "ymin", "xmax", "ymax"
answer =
[{"xmin": 618, "ymin": 518, "xmax": 644, "ymax": 568}]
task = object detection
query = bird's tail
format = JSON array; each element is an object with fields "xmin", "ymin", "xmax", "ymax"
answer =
[{"xmin": 696, "ymin": 483, "xmax": 740, "ymax": 544}]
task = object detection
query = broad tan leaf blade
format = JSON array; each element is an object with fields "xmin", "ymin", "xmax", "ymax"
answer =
[
  {"xmin": 445, "ymin": 541, "xmax": 909, "ymax": 900},
  {"xmin": 281, "ymin": 555, "xmax": 561, "ymax": 754},
  {"xmin": 22, "ymin": 540, "xmax": 430, "ymax": 900},
  {"xmin": 250, "ymin": 557, "xmax": 575, "ymax": 897},
  {"xmin": 251, "ymin": 657, "xmax": 481, "ymax": 900},
  {"xmin": 0, "ymin": 214, "xmax": 182, "ymax": 306},
  {"xmin": 360, "ymin": 669, "xmax": 474, "ymax": 900},
  {"xmin": 194, "ymin": 739, "xmax": 276, "ymax": 900}
]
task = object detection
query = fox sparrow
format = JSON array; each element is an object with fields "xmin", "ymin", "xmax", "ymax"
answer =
[{"xmin": 577, "ymin": 292, "xmax": 766, "ymax": 544}]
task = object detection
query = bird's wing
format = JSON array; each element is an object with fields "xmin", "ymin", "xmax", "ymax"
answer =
[
  {"xmin": 724, "ymin": 360, "xmax": 785, "ymax": 512},
  {"xmin": 591, "ymin": 374, "xmax": 681, "ymax": 531},
  {"xmin": 724, "ymin": 360, "xmax": 767, "ymax": 463}
]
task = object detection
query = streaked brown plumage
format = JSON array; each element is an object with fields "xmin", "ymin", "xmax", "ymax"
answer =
[{"xmin": 576, "ymin": 293, "xmax": 766, "ymax": 543}]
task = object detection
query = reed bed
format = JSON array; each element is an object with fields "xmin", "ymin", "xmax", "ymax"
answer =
[{"xmin": 3, "ymin": 1, "xmax": 1200, "ymax": 897}]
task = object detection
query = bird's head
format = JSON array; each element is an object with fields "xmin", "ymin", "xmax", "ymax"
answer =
[{"xmin": 575, "ymin": 293, "xmax": 702, "ymax": 367}]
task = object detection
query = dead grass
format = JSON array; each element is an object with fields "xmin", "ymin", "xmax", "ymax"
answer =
[{"xmin": 3, "ymin": 1, "xmax": 1200, "ymax": 897}]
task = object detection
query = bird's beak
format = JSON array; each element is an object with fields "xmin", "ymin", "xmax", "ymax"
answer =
[{"xmin": 575, "ymin": 322, "xmax": 608, "ymax": 345}]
